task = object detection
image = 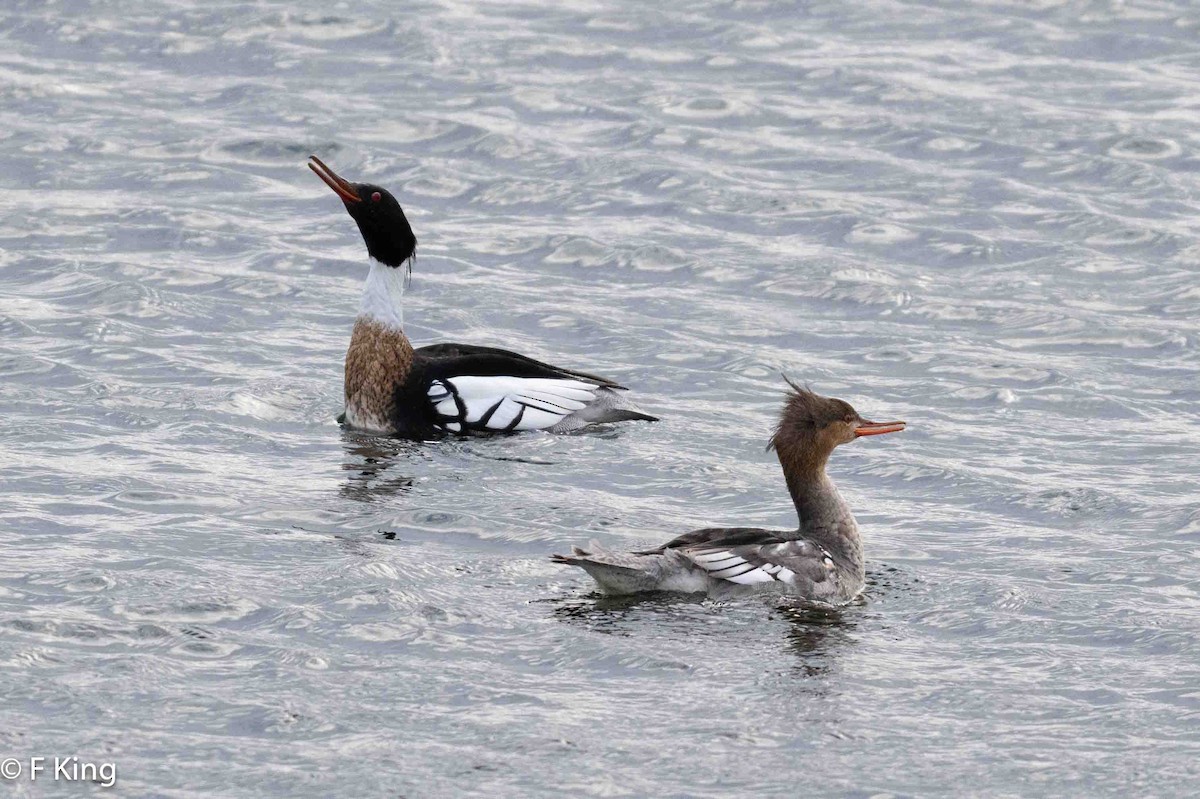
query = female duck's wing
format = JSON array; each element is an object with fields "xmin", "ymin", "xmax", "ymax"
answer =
[
  {"xmin": 416, "ymin": 345, "xmax": 643, "ymax": 433},
  {"xmin": 643, "ymin": 528, "xmax": 837, "ymax": 588}
]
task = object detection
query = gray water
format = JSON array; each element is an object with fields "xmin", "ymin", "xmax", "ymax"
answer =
[{"xmin": 2, "ymin": 0, "xmax": 1199, "ymax": 796}]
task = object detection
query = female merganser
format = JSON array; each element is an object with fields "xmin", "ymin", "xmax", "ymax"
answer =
[
  {"xmin": 552, "ymin": 382, "xmax": 905, "ymax": 602},
  {"xmin": 308, "ymin": 156, "xmax": 657, "ymax": 438}
]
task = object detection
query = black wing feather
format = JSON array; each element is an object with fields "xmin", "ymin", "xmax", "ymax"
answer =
[
  {"xmin": 416, "ymin": 342, "xmax": 624, "ymax": 387},
  {"xmin": 636, "ymin": 527, "xmax": 787, "ymax": 555}
]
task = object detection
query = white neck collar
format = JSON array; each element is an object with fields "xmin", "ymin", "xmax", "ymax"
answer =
[{"xmin": 358, "ymin": 258, "xmax": 406, "ymax": 330}]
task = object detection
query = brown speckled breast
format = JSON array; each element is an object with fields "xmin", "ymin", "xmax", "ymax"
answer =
[{"xmin": 343, "ymin": 318, "xmax": 415, "ymax": 432}]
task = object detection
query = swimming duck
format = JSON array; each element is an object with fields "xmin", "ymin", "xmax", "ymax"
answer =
[
  {"xmin": 308, "ymin": 156, "xmax": 657, "ymax": 438},
  {"xmin": 552, "ymin": 382, "xmax": 904, "ymax": 601}
]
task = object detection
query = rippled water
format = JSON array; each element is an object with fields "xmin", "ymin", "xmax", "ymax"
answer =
[{"xmin": 2, "ymin": 0, "xmax": 1199, "ymax": 795}]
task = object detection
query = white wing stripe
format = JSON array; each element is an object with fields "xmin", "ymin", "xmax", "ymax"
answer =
[
  {"xmin": 515, "ymin": 394, "xmax": 587, "ymax": 414},
  {"xmin": 708, "ymin": 562, "xmax": 757, "ymax": 579},
  {"xmin": 688, "ymin": 548, "xmax": 798, "ymax": 585},
  {"xmin": 486, "ymin": 398, "xmax": 521, "ymax": 429},
  {"xmin": 512, "ymin": 406, "xmax": 562, "ymax": 430},
  {"xmin": 463, "ymin": 397, "xmax": 502, "ymax": 424},
  {"xmin": 726, "ymin": 569, "xmax": 779, "ymax": 585},
  {"xmin": 693, "ymin": 551, "xmax": 741, "ymax": 566}
]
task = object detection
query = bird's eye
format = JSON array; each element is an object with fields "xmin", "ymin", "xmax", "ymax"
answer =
[
  {"xmin": 371, "ymin": 191, "xmax": 381, "ymax": 202},
  {"xmin": 843, "ymin": 414, "xmax": 855, "ymax": 423}
]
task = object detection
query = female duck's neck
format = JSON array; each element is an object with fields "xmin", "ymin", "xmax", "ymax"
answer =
[
  {"xmin": 358, "ymin": 258, "xmax": 407, "ymax": 331},
  {"xmin": 781, "ymin": 461, "xmax": 858, "ymax": 545}
]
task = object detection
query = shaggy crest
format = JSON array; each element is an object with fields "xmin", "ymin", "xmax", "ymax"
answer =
[{"xmin": 769, "ymin": 377, "xmax": 858, "ymax": 452}]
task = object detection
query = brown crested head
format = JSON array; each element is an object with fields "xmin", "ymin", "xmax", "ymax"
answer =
[{"xmin": 769, "ymin": 378, "xmax": 904, "ymax": 474}]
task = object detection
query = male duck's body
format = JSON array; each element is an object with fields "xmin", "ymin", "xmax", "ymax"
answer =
[
  {"xmin": 553, "ymin": 383, "xmax": 905, "ymax": 603},
  {"xmin": 310, "ymin": 156, "xmax": 656, "ymax": 438}
]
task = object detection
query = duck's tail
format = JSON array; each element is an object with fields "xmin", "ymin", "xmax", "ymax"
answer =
[
  {"xmin": 550, "ymin": 387, "xmax": 658, "ymax": 432},
  {"xmin": 551, "ymin": 541, "xmax": 697, "ymax": 595}
]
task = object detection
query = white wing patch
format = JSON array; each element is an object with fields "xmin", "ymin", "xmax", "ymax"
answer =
[
  {"xmin": 427, "ymin": 376, "xmax": 599, "ymax": 432},
  {"xmin": 689, "ymin": 548, "xmax": 798, "ymax": 585}
]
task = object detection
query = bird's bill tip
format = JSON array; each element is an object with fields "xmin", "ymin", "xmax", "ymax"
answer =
[
  {"xmin": 854, "ymin": 420, "xmax": 906, "ymax": 437},
  {"xmin": 308, "ymin": 155, "xmax": 361, "ymax": 203}
]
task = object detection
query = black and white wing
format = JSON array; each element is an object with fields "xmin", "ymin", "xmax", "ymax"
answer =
[
  {"xmin": 682, "ymin": 540, "xmax": 835, "ymax": 587},
  {"xmin": 645, "ymin": 528, "xmax": 837, "ymax": 593},
  {"xmin": 416, "ymin": 343, "xmax": 653, "ymax": 434},
  {"xmin": 426, "ymin": 375, "xmax": 602, "ymax": 433}
]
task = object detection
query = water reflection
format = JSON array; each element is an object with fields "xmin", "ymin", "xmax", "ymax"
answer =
[
  {"xmin": 546, "ymin": 590, "xmax": 709, "ymax": 634},
  {"xmin": 773, "ymin": 601, "xmax": 857, "ymax": 677},
  {"xmin": 546, "ymin": 590, "xmax": 857, "ymax": 676},
  {"xmin": 338, "ymin": 432, "xmax": 418, "ymax": 502}
]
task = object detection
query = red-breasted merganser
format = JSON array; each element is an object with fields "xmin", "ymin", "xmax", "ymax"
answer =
[
  {"xmin": 552, "ymin": 381, "xmax": 905, "ymax": 602},
  {"xmin": 308, "ymin": 156, "xmax": 657, "ymax": 438}
]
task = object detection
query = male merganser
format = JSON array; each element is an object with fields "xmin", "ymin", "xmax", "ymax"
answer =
[
  {"xmin": 552, "ymin": 382, "xmax": 905, "ymax": 602},
  {"xmin": 308, "ymin": 156, "xmax": 657, "ymax": 437}
]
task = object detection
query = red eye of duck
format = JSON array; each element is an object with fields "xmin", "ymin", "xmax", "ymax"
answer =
[{"xmin": 371, "ymin": 191, "xmax": 381, "ymax": 202}]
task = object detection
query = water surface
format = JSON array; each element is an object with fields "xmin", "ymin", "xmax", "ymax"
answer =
[{"xmin": 1, "ymin": 0, "xmax": 1199, "ymax": 795}]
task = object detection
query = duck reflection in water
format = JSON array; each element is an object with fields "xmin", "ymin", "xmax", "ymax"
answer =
[
  {"xmin": 774, "ymin": 601, "xmax": 857, "ymax": 676},
  {"xmin": 546, "ymin": 592, "xmax": 858, "ymax": 677},
  {"xmin": 339, "ymin": 432, "xmax": 417, "ymax": 502}
]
